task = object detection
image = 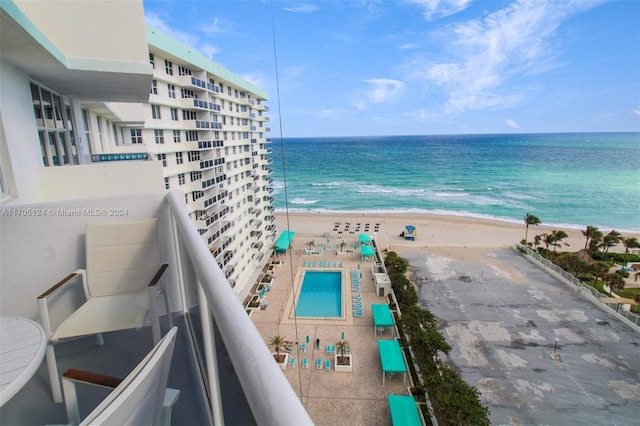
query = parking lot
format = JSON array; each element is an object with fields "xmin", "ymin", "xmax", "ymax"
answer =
[{"xmin": 403, "ymin": 247, "xmax": 640, "ymax": 425}]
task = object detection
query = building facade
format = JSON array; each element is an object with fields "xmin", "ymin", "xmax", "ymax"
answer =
[{"xmin": 1, "ymin": 0, "xmax": 275, "ymax": 295}]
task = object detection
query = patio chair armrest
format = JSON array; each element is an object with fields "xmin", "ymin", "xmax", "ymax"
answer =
[
  {"xmin": 37, "ymin": 270, "xmax": 85, "ymax": 300},
  {"xmin": 62, "ymin": 368, "xmax": 123, "ymax": 389},
  {"xmin": 148, "ymin": 264, "xmax": 169, "ymax": 288},
  {"xmin": 37, "ymin": 270, "xmax": 86, "ymax": 337}
]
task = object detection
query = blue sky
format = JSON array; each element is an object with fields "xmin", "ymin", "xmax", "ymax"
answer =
[{"xmin": 143, "ymin": 0, "xmax": 640, "ymax": 137}]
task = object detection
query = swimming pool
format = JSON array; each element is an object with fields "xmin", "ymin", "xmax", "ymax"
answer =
[{"xmin": 295, "ymin": 271, "xmax": 342, "ymax": 318}]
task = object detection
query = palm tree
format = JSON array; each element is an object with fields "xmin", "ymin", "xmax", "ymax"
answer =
[
  {"xmin": 335, "ymin": 339, "xmax": 351, "ymax": 364},
  {"xmin": 523, "ymin": 214, "xmax": 541, "ymax": 246},
  {"xmin": 591, "ymin": 262, "xmax": 609, "ymax": 288},
  {"xmin": 604, "ymin": 272, "xmax": 625, "ymax": 296},
  {"xmin": 542, "ymin": 233, "xmax": 556, "ymax": 256},
  {"xmin": 550, "ymin": 230, "xmax": 569, "ymax": 253},
  {"xmin": 599, "ymin": 230, "xmax": 621, "ymax": 258},
  {"xmin": 621, "ymin": 236, "xmax": 640, "ymax": 268},
  {"xmin": 268, "ymin": 335, "xmax": 286, "ymax": 363},
  {"xmin": 582, "ymin": 226, "xmax": 601, "ymax": 251}
]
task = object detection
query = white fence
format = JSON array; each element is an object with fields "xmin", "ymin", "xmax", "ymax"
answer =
[{"xmin": 516, "ymin": 246, "xmax": 640, "ymax": 330}]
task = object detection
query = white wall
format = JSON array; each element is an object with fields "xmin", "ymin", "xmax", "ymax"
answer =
[
  {"xmin": 0, "ymin": 192, "xmax": 179, "ymax": 320},
  {"xmin": 37, "ymin": 161, "xmax": 164, "ymax": 202}
]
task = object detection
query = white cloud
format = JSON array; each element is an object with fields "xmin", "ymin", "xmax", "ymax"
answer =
[
  {"xmin": 200, "ymin": 44, "xmax": 221, "ymax": 59},
  {"xmin": 633, "ymin": 109, "xmax": 640, "ymax": 116},
  {"xmin": 506, "ymin": 119, "xmax": 520, "ymax": 129},
  {"xmin": 410, "ymin": 0, "xmax": 606, "ymax": 112},
  {"xmin": 407, "ymin": 0, "xmax": 472, "ymax": 20},
  {"xmin": 361, "ymin": 78, "xmax": 406, "ymax": 105},
  {"xmin": 145, "ymin": 12, "xmax": 199, "ymax": 49},
  {"xmin": 283, "ymin": 4, "xmax": 319, "ymax": 13}
]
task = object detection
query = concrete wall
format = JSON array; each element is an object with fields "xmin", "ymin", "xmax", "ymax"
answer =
[{"xmin": 0, "ymin": 192, "xmax": 178, "ymax": 320}]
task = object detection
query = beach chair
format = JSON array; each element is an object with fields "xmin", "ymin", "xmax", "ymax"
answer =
[
  {"xmin": 301, "ymin": 343, "xmax": 307, "ymax": 353},
  {"xmin": 352, "ymin": 296, "xmax": 361, "ymax": 301},
  {"xmin": 325, "ymin": 359, "xmax": 331, "ymax": 370},
  {"xmin": 351, "ymin": 287, "xmax": 360, "ymax": 292},
  {"xmin": 316, "ymin": 359, "xmax": 322, "ymax": 369},
  {"xmin": 289, "ymin": 357, "xmax": 296, "ymax": 368},
  {"xmin": 303, "ymin": 261, "xmax": 307, "ymax": 267},
  {"xmin": 354, "ymin": 311, "xmax": 363, "ymax": 318},
  {"xmin": 302, "ymin": 358, "xmax": 309, "ymax": 369},
  {"xmin": 325, "ymin": 345, "xmax": 332, "ymax": 355},
  {"xmin": 353, "ymin": 304, "xmax": 362, "ymax": 309}
]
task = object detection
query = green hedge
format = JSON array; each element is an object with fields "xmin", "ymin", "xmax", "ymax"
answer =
[{"xmin": 385, "ymin": 251, "xmax": 490, "ymax": 426}]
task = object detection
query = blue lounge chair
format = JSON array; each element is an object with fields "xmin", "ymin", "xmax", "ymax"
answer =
[
  {"xmin": 325, "ymin": 345, "xmax": 332, "ymax": 354},
  {"xmin": 302, "ymin": 358, "xmax": 309, "ymax": 369},
  {"xmin": 303, "ymin": 261, "xmax": 307, "ymax": 267},
  {"xmin": 325, "ymin": 359, "xmax": 331, "ymax": 370},
  {"xmin": 354, "ymin": 311, "xmax": 363, "ymax": 318},
  {"xmin": 353, "ymin": 304, "xmax": 362, "ymax": 309},
  {"xmin": 289, "ymin": 357, "xmax": 296, "ymax": 367},
  {"xmin": 301, "ymin": 343, "xmax": 307, "ymax": 353},
  {"xmin": 316, "ymin": 358, "xmax": 322, "ymax": 369}
]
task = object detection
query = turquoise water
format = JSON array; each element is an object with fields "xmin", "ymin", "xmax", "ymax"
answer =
[
  {"xmin": 295, "ymin": 271, "xmax": 342, "ymax": 318},
  {"xmin": 270, "ymin": 133, "xmax": 640, "ymax": 231}
]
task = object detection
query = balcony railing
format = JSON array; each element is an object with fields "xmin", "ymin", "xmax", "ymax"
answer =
[{"xmin": 166, "ymin": 191, "xmax": 312, "ymax": 424}]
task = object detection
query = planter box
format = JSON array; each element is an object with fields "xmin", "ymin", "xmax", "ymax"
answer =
[
  {"xmin": 334, "ymin": 354, "xmax": 352, "ymax": 373},
  {"xmin": 273, "ymin": 352, "xmax": 289, "ymax": 371}
]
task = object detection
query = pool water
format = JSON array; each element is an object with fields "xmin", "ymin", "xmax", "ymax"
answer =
[{"xmin": 295, "ymin": 271, "xmax": 342, "ymax": 318}]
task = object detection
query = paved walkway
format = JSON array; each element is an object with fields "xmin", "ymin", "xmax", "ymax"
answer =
[{"xmin": 402, "ymin": 247, "xmax": 640, "ymax": 425}]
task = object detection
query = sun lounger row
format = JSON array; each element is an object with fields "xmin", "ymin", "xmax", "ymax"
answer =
[
  {"xmin": 316, "ymin": 358, "xmax": 332, "ymax": 370},
  {"xmin": 291, "ymin": 357, "xmax": 331, "ymax": 370},
  {"xmin": 302, "ymin": 260, "xmax": 343, "ymax": 268}
]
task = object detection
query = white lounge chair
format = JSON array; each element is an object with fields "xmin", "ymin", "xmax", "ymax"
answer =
[
  {"xmin": 38, "ymin": 219, "xmax": 172, "ymax": 403},
  {"xmin": 62, "ymin": 326, "xmax": 179, "ymax": 426}
]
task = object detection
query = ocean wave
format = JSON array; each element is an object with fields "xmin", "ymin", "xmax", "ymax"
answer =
[
  {"xmin": 311, "ymin": 181, "xmax": 348, "ymax": 187},
  {"xmin": 289, "ymin": 198, "xmax": 320, "ymax": 205},
  {"xmin": 434, "ymin": 192, "xmax": 470, "ymax": 197}
]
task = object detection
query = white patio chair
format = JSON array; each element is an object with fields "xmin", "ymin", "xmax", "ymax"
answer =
[
  {"xmin": 61, "ymin": 326, "xmax": 179, "ymax": 426},
  {"xmin": 38, "ymin": 219, "xmax": 172, "ymax": 403}
]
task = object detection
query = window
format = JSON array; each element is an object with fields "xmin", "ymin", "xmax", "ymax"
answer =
[
  {"xmin": 185, "ymin": 131, "xmax": 198, "ymax": 142},
  {"xmin": 178, "ymin": 173, "xmax": 185, "ymax": 185},
  {"xmin": 151, "ymin": 105, "xmax": 161, "ymax": 119},
  {"xmin": 164, "ymin": 177, "xmax": 169, "ymax": 189},
  {"xmin": 191, "ymin": 171, "xmax": 202, "ymax": 181},
  {"xmin": 30, "ymin": 82, "xmax": 78, "ymax": 166},
  {"xmin": 176, "ymin": 152, "xmax": 183, "ymax": 164},
  {"xmin": 165, "ymin": 60, "xmax": 173, "ymax": 76},
  {"xmin": 178, "ymin": 66, "xmax": 192, "ymax": 76},
  {"xmin": 158, "ymin": 153, "xmax": 167, "ymax": 166},
  {"xmin": 181, "ymin": 88, "xmax": 196, "ymax": 99},
  {"xmin": 171, "ymin": 108, "xmax": 179, "ymax": 121},
  {"xmin": 149, "ymin": 54, "xmax": 155, "ymax": 68},
  {"xmin": 151, "ymin": 80, "xmax": 157, "ymax": 95},
  {"xmin": 173, "ymin": 130, "xmax": 181, "ymax": 143},
  {"xmin": 130, "ymin": 129, "xmax": 142, "ymax": 144},
  {"xmin": 188, "ymin": 151, "xmax": 200, "ymax": 162},
  {"xmin": 192, "ymin": 191, "xmax": 204, "ymax": 201},
  {"xmin": 182, "ymin": 110, "xmax": 197, "ymax": 120},
  {"xmin": 154, "ymin": 129, "xmax": 164, "ymax": 144},
  {"xmin": 167, "ymin": 84, "xmax": 176, "ymax": 98}
]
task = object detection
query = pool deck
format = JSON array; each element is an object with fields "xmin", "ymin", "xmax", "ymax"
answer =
[{"xmin": 250, "ymin": 230, "xmax": 409, "ymax": 425}]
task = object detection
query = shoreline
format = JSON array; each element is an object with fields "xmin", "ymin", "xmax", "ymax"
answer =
[
  {"xmin": 275, "ymin": 211, "xmax": 640, "ymax": 254},
  {"xmin": 275, "ymin": 209, "xmax": 640, "ymax": 234}
]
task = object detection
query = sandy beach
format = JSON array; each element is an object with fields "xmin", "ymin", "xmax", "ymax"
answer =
[{"xmin": 274, "ymin": 212, "xmax": 638, "ymax": 257}]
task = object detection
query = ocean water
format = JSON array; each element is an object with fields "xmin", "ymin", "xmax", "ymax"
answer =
[{"xmin": 269, "ymin": 133, "xmax": 640, "ymax": 231}]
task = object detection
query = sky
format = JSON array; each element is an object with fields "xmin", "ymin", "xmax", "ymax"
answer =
[{"xmin": 143, "ymin": 0, "xmax": 640, "ymax": 137}]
